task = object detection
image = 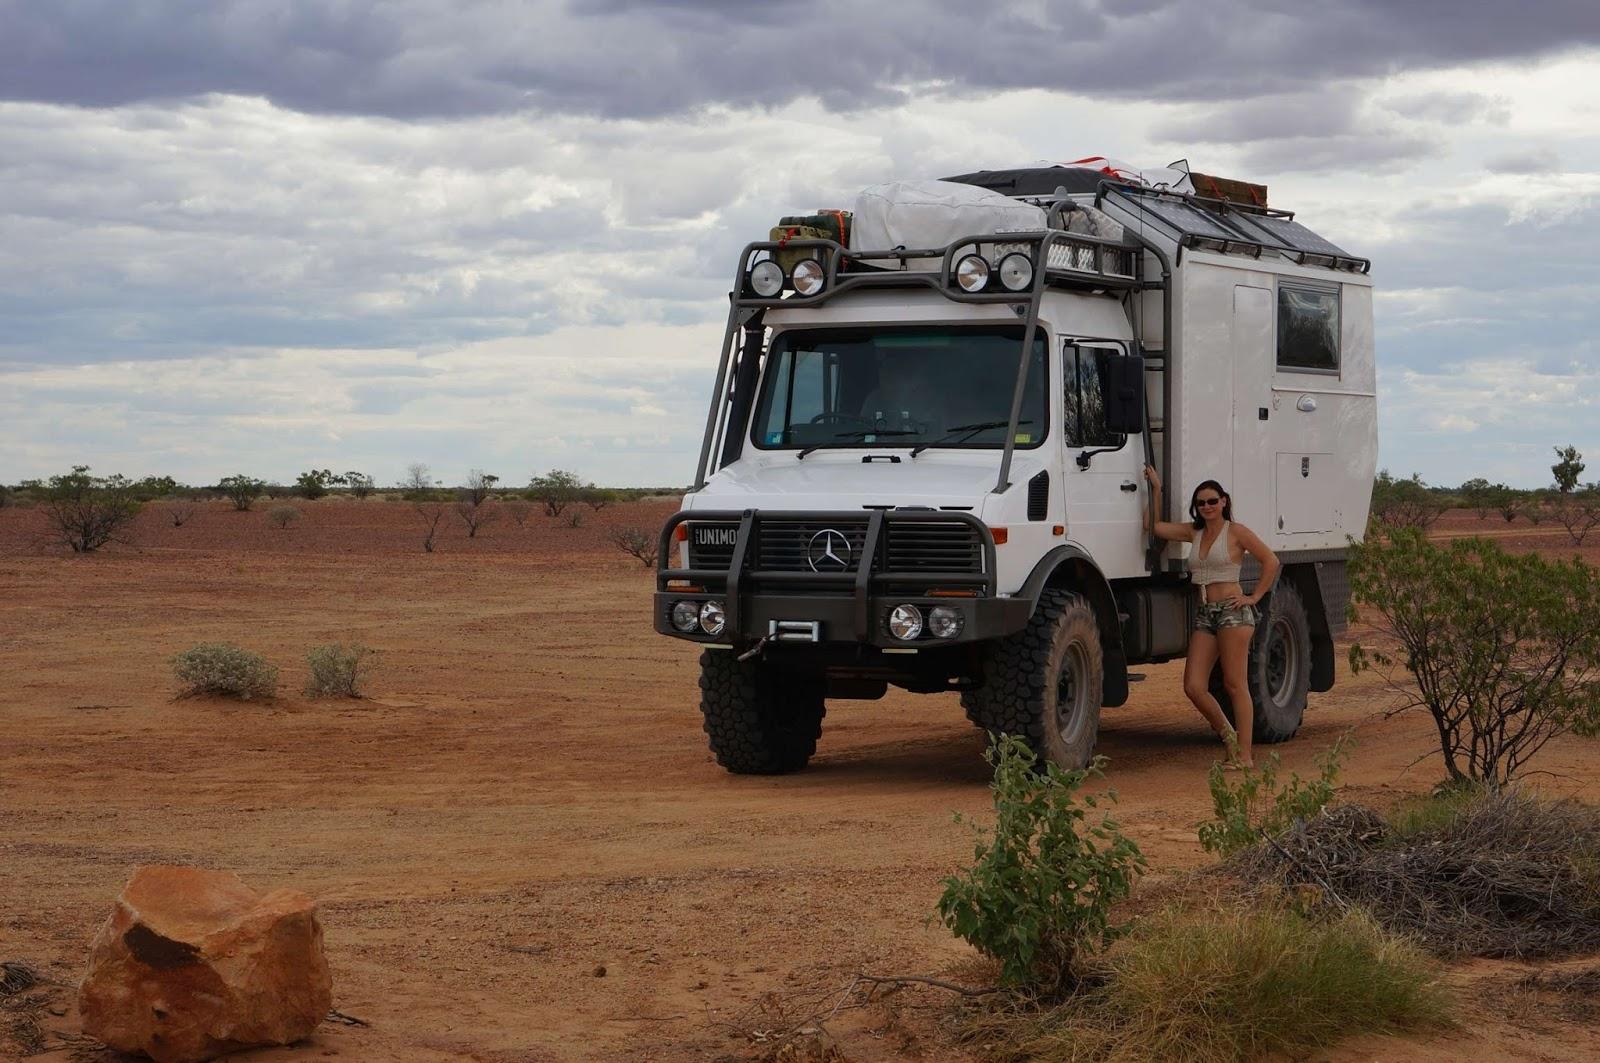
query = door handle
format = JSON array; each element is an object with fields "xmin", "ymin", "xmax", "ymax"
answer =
[{"xmin": 1120, "ymin": 482, "xmax": 1138, "ymax": 492}]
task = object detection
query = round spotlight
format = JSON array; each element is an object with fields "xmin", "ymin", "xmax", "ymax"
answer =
[
  {"xmin": 670, "ymin": 600, "xmax": 701, "ymax": 633},
  {"xmin": 699, "ymin": 599, "xmax": 727, "ymax": 636},
  {"xmin": 791, "ymin": 258, "xmax": 825, "ymax": 296},
  {"xmin": 954, "ymin": 254, "xmax": 990, "ymax": 293},
  {"xmin": 997, "ymin": 252, "xmax": 1034, "ymax": 292},
  {"xmin": 887, "ymin": 603, "xmax": 924, "ymax": 641},
  {"xmin": 749, "ymin": 260, "xmax": 783, "ymax": 297},
  {"xmin": 928, "ymin": 606, "xmax": 965, "ymax": 639}
]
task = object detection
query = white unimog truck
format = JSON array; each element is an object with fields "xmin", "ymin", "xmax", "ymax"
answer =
[{"xmin": 654, "ymin": 164, "xmax": 1376, "ymax": 774}]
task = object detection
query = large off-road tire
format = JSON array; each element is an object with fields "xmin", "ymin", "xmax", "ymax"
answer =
[
  {"xmin": 1211, "ymin": 581, "xmax": 1311, "ymax": 744},
  {"xmin": 698, "ymin": 650, "xmax": 826, "ymax": 775},
  {"xmin": 960, "ymin": 589, "xmax": 1103, "ymax": 770}
]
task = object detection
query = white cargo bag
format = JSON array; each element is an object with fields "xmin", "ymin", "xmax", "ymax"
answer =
[{"xmin": 851, "ymin": 181, "xmax": 1046, "ymax": 269}]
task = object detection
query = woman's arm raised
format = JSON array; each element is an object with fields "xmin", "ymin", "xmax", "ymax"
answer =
[{"xmin": 1143, "ymin": 465, "xmax": 1194, "ymax": 543}]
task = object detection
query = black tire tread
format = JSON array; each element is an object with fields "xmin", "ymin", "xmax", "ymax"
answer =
[{"xmin": 698, "ymin": 650, "xmax": 825, "ymax": 774}]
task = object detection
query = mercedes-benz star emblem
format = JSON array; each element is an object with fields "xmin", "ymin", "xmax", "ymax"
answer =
[{"xmin": 807, "ymin": 529, "xmax": 852, "ymax": 572}]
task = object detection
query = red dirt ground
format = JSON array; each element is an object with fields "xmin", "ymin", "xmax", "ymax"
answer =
[{"xmin": 2, "ymin": 501, "xmax": 1598, "ymax": 1061}]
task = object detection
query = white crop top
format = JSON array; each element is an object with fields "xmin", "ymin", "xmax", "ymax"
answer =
[{"xmin": 1190, "ymin": 522, "xmax": 1242, "ymax": 586}]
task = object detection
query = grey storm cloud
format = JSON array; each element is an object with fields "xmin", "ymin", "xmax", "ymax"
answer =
[{"xmin": 4, "ymin": 0, "xmax": 1600, "ymax": 119}]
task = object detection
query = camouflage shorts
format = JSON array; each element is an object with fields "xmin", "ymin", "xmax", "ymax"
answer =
[{"xmin": 1195, "ymin": 599, "xmax": 1260, "ymax": 634}]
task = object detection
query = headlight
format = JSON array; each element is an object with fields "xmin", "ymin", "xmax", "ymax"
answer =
[
  {"xmin": 699, "ymin": 600, "xmax": 726, "ymax": 636},
  {"xmin": 670, "ymin": 600, "xmax": 701, "ymax": 632},
  {"xmin": 791, "ymin": 258, "xmax": 825, "ymax": 296},
  {"xmin": 955, "ymin": 254, "xmax": 990, "ymax": 293},
  {"xmin": 749, "ymin": 260, "xmax": 784, "ymax": 297},
  {"xmin": 887, "ymin": 603, "xmax": 923, "ymax": 641},
  {"xmin": 997, "ymin": 252, "xmax": 1034, "ymax": 292},
  {"xmin": 928, "ymin": 606, "xmax": 964, "ymax": 639}
]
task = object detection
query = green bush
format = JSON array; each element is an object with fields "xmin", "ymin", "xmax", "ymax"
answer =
[
  {"xmin": 528, "ymin": 468, "xmax": 588, "ymax": 517},
  {"xmin": 41, "ymin": 465, "xmax": 143, "ymax": 553},
  {"xmin": 1199, "ymin": 736, "xmax": 1349, "ymax": 857},
  {"xmin": 218, "ymin": 474, "xmax": 265, "ymax": 511},
  {"xmin": 173, "ymin": 643, "xmax": 278, "ymax": 700},
  {"xmin": 1368, "ymin": 469, "xmax": 1448, "ymax": 532},
  {"xmin": 938, "ymin": 735, "xmax": 1145, "ymax": 992},
  {"xmin": 304, "ymin": 643, "xmax": 374, "ymax": 698},
  {"xmin": 1350, "ymin": 530, "xmax": 1600, "ymax": 786},
  {"xmin": 267, "ymin": 504, "xmax": 301, "ymax": 530},
  {"xmin": 1003, "ymin": 906, "xmax": 1451, "ymax": 1063}
]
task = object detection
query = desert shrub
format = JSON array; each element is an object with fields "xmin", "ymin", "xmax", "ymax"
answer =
[
  {"xmin": 584, "ymin": 486, "xmax": 617, "ymax": 511},
  {"xmin": 304, "ymin": 643, "xmax": 374, "ymax": 698},
  {"xmin": 1234, "ymin": 789, "xmax": 1600, "ymax": 959},
  {"xmin": 344, "ymin": 471, "xmax": 374, "ymax": 499},
  {"xmin": 1553, "ymin": 444, "xmax": 1585, "ymax": 493},
  {"xmin": 529, "ymin": 468, "xmax": 587, "ymax": 517},
  {"xmin": 415, "ymin": 502, "xmax": 446, "ymax": 552},
  {"xmin": 41, "ymin": 465, "xmax": 142, "ymax": 553},
  {"xmin": 1552, "ymin": 486, "xmax": 1600, "ymax": 546},
  {"xmin": 561, "ymin": 509, "xmax": 585, "ymax": 529},
  {"xmin": 503, "ymin": 499, "xmax": 534, "ymax": 527},
  {"xmin": 173, "ymin": 643, "xmax": 278, "ymax": 700},
  {"xmin": 1368, "ymin": 470, "xmax": 1448, "ymax": 532},
  {"xmin": 267, "ymin": 504, "xmax": 301, "ymax": 530},
  {"xmin": 1495, "ymin": 483, "xmax": 1521, "ymax": 522},
  {"xmin": 610, "ymin": 526, "xmax": 659, "ymax": 567},
  {"xmin": 166, "ymin": 502, "xmax": 196, "ymax": 527},
  {"xmin": 296, "ymin": 468, "xmax": 336, "ymax": 500},
  {"xmin": 218, "ymin": 474, "xmax": 265, "ymax": 511},
  {"xmin": 938, "ymin": 735, "xmax": 1145, "ymax": 992},
  {"xmin": 1349, "ymin": 530, "xmax": 1600, "ymax": 786},
  {"xmin": 454, "ymin": 470, "xmax": 499, "ymax": 537},
  {"xmin": 401, "ymin": 462, "xmax": 437, "ymax": 500},
  {"xmin": 131, "ymin": 475, "xmax": 180, "ymax": 502},
  {"xmin": 1458, "ymin": 477, "xmax": 1493, "ymax": 520},
  {"xmin": 971, "ymin": 906, "xmax": 1450, "ymax": 1063},
  {"xmin": 1198, "ymin": 736, "xmax": 1349, "ymax": 857}
]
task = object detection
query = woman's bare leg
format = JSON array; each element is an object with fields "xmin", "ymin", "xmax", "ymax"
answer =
[
  {"xmin": 1218, "ymin": 625, "xmax": 1256, "ymax": 767},
  {"xmin": 1181, "ymin": 632, "xmax": 1232, "ymax": 743}
]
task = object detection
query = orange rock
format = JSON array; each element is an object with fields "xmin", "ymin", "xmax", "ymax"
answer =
[{"xmin": 78, "ymin": 866, "xmax": 332, "ymax": 1063}]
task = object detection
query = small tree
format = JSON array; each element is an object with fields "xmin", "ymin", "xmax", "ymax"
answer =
[
  {"xmin": 1553, "ymin": 445, "xmax": 1585, "ymax": 494},
  {"xmin": 167, "ymin": 502, "xmax": 196, "ymax": 527},
  {"xmin": 402, "ymin": 462, "xmax": 435, "ymax": 500},
  {"xmin": 305, "ymin": 643, "xmax": 375, "ymax": 698},
  {"xmin": 132, "ymin": 475, "xmax": 179, "ymax": 502},
  {"xmin": 610, "ymin": 527, "xmax": 659, "ymax": 567},
  {"xmin": 415, "ymin": 502, "xmax": 447, "ymax": 552},
  {"xmin": 42, "ymin": 466, "xmax": 142, "ymax": 553},
  {"xmin": 504, "ymin": 499, "xmax": 534, "ymax": 527},
  {"xmin": 454, "ymin": 469, "xmax": 500, "ymax": 538},
  {"xmin": 1553, "ymin": 485, "xmax": 1600, "ymax": 547},
  {"xmin": 1369, "ymin": 470, "xmax": 1447, "ymax": 532},
  {"xmin": 296, "ymin": 468, "xmax": 337, "ymax": 500},
  {"xmin": 584, "ymin": 486, "xmax": 617, "ymax": 511},
  {"xmin": 1349, "ymin": 530, "xmax": 1600, "ymax": 787},
  {"xmin": 1459, "ymin": 478, "xmax": 1493, "ymax": 520},
  {"xmin": 529, "ymin": 468, "xmax": 587, "ymax": 517},
  {"xmin": 267, "ymin": 505, "xmax": 301, "ymax": 530},
  {"xmin": 219, "ymin": 474, "xmax": 266, "ymax": 512},
  {"xmin": 937, "ymin": 735, "xmax": 1145, "ymax": 992},
  {"xmin": 1493, "ymin": 483, "xmax": 1520, "ymax": 523},
  {"xmin": 344, "ymin": 471, "xmax": 375, "ymax": 499}
]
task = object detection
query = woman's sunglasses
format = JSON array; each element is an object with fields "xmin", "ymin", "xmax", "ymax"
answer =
[{"xmin": 1196, "ymin": 496, "xmax": 1223, "ymax": 507}]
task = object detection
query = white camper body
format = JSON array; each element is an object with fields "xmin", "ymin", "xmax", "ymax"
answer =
[{"xmin": 655, "ymin": 168, "xmax": 1377, "ymax": 775}]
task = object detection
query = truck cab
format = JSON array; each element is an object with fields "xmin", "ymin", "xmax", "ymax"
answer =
[{"xmin": 655, "ymin": 169, "xmax": 1376, "ymax": 774}]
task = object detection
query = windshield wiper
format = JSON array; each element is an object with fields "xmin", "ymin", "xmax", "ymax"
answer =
[
  {"xmin": 910, "ymin": 420, "xmax": 1032, "ymax": 458},
  {"xmin": 797, "ymin": 429, "xmax": 916, "ymax": 460}
]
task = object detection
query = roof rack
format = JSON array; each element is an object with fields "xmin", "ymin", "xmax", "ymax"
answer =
[{"xmin": 1096, "ymin": 181, "xmax": 1370, "ymax": 274}]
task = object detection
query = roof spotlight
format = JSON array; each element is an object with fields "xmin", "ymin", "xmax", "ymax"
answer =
[
  {"xmin": 749, "ymin": 259, "xmax": 784, "ymax": 297},
  {"xmin": 791, "ymin": 258, "xmax": 826, "ymax": 296},
  {"xmin": 997, "ymin": 252, "xmax": 1034, "ymax": 292},
  {"xmin": 955, "ymin": 254, "xmax": 990, "ymax": 293}
]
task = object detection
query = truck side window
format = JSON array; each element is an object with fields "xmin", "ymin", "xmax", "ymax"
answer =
[
  {"xmin": 1063, "ymin": 345, "xmax": 1124, "ymax": 448},
  {"xmin": 1277, "ymin": 283, "xmax": 1340, "ymax": 372}
]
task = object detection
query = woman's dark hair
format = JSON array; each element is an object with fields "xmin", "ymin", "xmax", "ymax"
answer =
[{"xmin": 1188, "ymin": 479, "xmax": 1234, "ymax": 528}]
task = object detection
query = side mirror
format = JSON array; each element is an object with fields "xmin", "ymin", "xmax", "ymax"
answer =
[{"xmin": 1103, "ymin": 354, "xmax": 1145, "ymax": 435}]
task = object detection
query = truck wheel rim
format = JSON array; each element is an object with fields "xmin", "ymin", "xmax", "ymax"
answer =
[
  {"xmin": 1056, "ymin": 642, "xmax": 1091, "ymax": 744},
  {"xmin": 1266, "ymin": 617, "xmax": 1296, "ymax": 705}
]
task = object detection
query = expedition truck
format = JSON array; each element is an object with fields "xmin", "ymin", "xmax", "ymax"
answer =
[{"xmin": 653, "ymin": 165, "xmax": 1376, "ymax": 774}]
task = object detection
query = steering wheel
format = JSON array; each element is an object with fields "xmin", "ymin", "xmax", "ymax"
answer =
[{"xmin": 808, "ymin": 411, "xmax": 873, "ymax": 427}]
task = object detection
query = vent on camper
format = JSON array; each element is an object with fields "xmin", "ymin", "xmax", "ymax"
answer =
[{"xmin": 1028, "ymin": 471, "xmax": 1050, "ymax": 521}]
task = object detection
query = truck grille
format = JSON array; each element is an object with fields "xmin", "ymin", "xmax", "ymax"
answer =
[
  {"xmin": 756, "ymin": 520, "xmax": 872, "ymax": 572},
  {"xmin": 884, "ymin": 521, "xmax": 983, "ymax": 573},
  {"xmin": 685, "ymin": 522, "xmax": 738, "ymax": 570}
]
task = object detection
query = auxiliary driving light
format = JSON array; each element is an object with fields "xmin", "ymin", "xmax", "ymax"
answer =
[
  {"xmin": 699, "ymin": 600, "xmax": 727, "ymax": 636},
  {"xmin": 670, "ymin": 600, "xmax": 701, "ymax": 633},
  {"xmin": 928, "ymin": 606, "xmax": 964, "ymax": 639},
  {"xmin": 955, "ymin": 254, "xmax": 990, "ymax": 293},
  {"xmin": 888, "ymin": 603, "xmax": 924, "ymax": 641},
  {"xmin": 791, "ymin": 258, "xmax": 826, "ymax": 296},
  {"xmin": 997, "ymin": 252, "xmax": 1034, "ymax": 292},
  {"xmin": 749, "ymin": 260, "xmax": 784, "ymax": 297}
]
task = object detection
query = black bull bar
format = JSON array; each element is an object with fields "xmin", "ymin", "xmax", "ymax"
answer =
[{"xmin": 654, "ymin": 509, "xmax": 1030, "ymax": 647}]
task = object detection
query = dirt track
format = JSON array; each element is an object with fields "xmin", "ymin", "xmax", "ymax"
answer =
[{"xmin": 3, "ymin": 502, "xmax": 1599, "ymax": 1061}]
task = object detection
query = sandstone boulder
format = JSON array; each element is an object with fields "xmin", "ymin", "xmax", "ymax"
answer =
[{"xmin": 79, "ymin": 866, "xmax": 332, "ymax": 1063}]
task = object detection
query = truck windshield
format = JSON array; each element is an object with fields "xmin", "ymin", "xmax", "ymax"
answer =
[{"xmin": 750, "ymin": 326, "xmax": 1046, "ymax": 453}]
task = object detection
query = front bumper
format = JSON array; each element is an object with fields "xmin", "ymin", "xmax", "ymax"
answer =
[{"xmin": 652, "ymin": 508, "xmax": 1031, "ymax": 648}]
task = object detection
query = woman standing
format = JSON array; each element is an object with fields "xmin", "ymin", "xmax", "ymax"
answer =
[{"xmin": 1143, "ymin": 465, "xmax": 1280, "ymax": 768}]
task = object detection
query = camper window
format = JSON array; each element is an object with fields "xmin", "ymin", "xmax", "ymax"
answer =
[
  {"xmin": 1277, "ymin": 283, "xmax": 1340, "ymax": 373},
  {"xmin": 1063, "ymin": 344, "xmax": 1126, "ymax": 449}
]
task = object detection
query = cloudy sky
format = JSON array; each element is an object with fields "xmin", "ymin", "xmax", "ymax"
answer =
[{"xmin": 2, "ymin": 1, "xmax": 1597, "ymax": 489}]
